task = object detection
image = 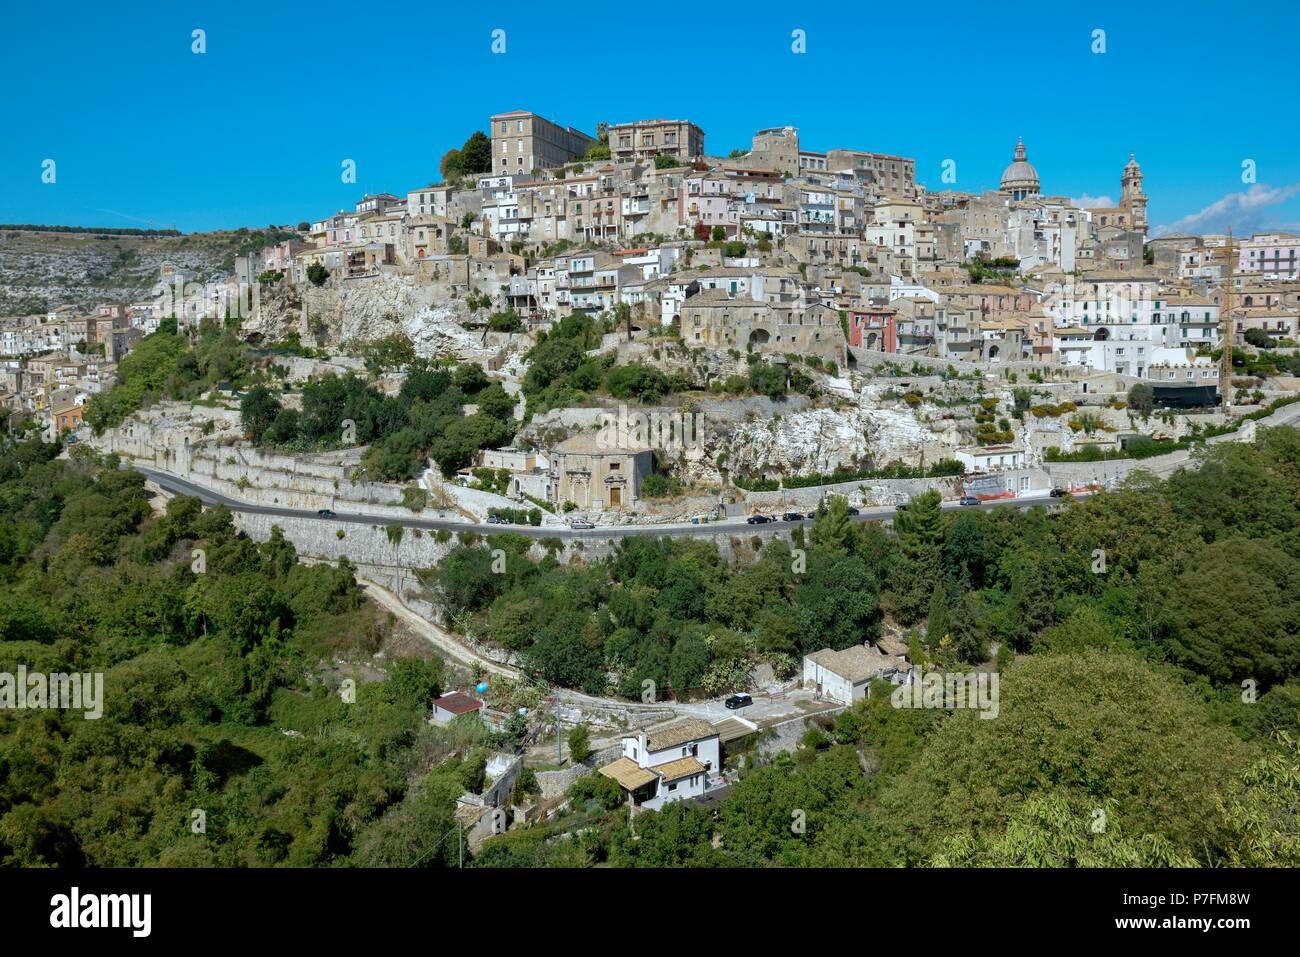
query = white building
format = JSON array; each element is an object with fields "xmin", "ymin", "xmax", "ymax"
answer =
[
  {"xmin": 1237, "ymin": 233, "xmax": 1300, "ymax": 281},
  {"xmin": 802, "ymin": 644, "xmax": 906, "ymax": 706},
  {"xmin": 955, "ymin": 444, "xmax": 1028, "ymax": 472},
  {"xmin": 598, "ymin": 717, "xmax": 720, "ymax": 811}
]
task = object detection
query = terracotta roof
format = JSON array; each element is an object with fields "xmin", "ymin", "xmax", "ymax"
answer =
[
  {"xmin": 599, "ymin": 756, "xmax": 658, "ymax": 790},
  {"xmin": 644, "ymin": 717, "xmax": 717, "ymax": 753},
  {"xmin": 654, "ymin": 756, "xmax": 708, "ymax": 783},
  {"xmin": 433, "ymin": 692, "xmax": 482, "ymax": 715}
]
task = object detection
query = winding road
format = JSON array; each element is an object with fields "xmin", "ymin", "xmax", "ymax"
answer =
[{"xmin": 128, "ymin": 462, "xmax": 1072, "ymax": 540}]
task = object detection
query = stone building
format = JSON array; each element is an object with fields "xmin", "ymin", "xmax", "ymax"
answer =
[
  {"xmin": 608, "ymin": 118, "xmax": 704, "ymax": 164},
  {"xmin": 547, "ymin": 433, "xmax": 653, "ymax": 511},
  {"xmin": 490, "ymin": 110, "xmax": 595, "ymax": 174},
  {"xmin": 679, "ymin": 290, "xmax": 848, "ymax": 366}
]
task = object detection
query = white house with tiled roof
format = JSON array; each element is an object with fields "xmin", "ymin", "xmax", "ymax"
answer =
[{"xmin": 598, "ymin": 717, "xmax": 720, "ymax": 810}]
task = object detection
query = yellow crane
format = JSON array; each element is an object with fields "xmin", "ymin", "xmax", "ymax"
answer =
[{"xmin": 1221, "ymin": 229, "xmax": 1234, "ymax": 413}]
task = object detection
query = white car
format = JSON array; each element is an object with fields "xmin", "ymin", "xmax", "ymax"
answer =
[{"xmin": 568, "ymin": 520, "xmax": 595, "ymax": 530}]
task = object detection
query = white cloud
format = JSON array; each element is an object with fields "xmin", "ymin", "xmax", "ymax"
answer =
[
  {"xmin": 1071, "ymin": 193, "xmax": 1115, "ymax": 209},
  {"xmin": 1152, "ymin": 183, "xmax": 1300, "ymax": 237}
]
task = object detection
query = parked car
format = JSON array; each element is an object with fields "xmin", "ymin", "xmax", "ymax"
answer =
[
  {"xmin": 724, "ymin": 693, "xmax": 753, "ymax": 710},
  {"xmin": 846, "ymin": 506, "xmax": 860, "ymax": 516},
  {"xmin": 316, "ymin": 508, "xmax": 335, "ymax": 518},
  {"xmin": 568, "ymin": 519, "xmax": 595, "ymax": 530},
  {"xmin": 1049, "ymin": 486, "xmax": 1066, "ymax": 497},
  {"xmin": 746, "ymin": 514, "xmax": 772, "ymax": 524},
  {"xmin": 959, "ymin": 496, "xmax": 981, "ymax": 507},
  {"xmin": 782, "ymin": 511, "xmax": 805, "ymax": 522}
]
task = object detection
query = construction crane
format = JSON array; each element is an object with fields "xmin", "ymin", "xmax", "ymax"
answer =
[{"xmin": 1221, "ymin": 229, "xmax": 1234, "ymax": 414}]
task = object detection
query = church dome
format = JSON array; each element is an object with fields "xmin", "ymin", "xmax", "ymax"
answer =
[{"xmin": 1000, "ymin": 138, "xmax": 1040, "ymax": 200}]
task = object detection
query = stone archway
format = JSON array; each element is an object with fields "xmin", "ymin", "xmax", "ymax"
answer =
[{"xmin": 748, "ymin": 328, "xmax": 771, "ymax": 347}]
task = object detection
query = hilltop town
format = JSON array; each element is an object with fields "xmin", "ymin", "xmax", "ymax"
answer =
[{"xmin": 5, "ymin": 112, "xmax": 1299, "ymax": 523}]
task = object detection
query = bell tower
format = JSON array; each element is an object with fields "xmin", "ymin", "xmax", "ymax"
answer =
[{"xmin": 1121, "ymin": 154, "xmax": 1147, "ymax": 234}]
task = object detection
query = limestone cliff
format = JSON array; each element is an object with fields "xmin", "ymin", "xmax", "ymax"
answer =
[{"xmin": 247, "ymin": 274, "xmax": 504, "ymax": 360}]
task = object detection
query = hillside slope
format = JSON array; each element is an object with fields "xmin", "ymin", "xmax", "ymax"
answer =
[{"xmin": 0, "ymin": 227, "xmax": 284, "ymax": 315}]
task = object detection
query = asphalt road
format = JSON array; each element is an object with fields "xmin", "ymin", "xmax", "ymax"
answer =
[
  {"xmin": 131, "ymin": 463, "xmax": 1077, "ymax": 540},
  {"xmin": 130, "ymin": 463, "xmax": 1082, "ymax": 541}
]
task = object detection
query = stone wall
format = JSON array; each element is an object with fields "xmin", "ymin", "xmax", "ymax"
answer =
[
  {"xmin": 534, "ymin": 744, "xmax": 623, "ymax": 801},
  {"xmin": 754, "ymin": 708, "xmax": 844, "ymax": 759}
]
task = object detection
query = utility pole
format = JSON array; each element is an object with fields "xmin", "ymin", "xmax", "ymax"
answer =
[{"xmin": 1222, "ymin": 229, "xmax": 1235, "ymax": 415}]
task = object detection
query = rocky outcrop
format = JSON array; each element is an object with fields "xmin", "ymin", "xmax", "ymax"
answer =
[
  {"xmin": 725, "ymin": 408, "xmax": 873, "ymax": 478},
  {"xmin": 247, "ymin": 274, "xmax": 503, "ymax": 359}
]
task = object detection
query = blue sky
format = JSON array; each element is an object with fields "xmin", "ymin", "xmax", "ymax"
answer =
[{"xmin": 3, "ymin": 0, "xmax": 1298, "ymax": 236}]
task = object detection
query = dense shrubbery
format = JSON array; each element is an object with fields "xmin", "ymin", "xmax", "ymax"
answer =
[
  {"xmin": 425, "ymin": 502, "xmax": 899, "ymax": 698},
  {"xmin": 0, "ymin": 439, "xmax": 457, "ymax": 867},
  {"xmin": 85, "ymin": 320, "xmax": 254, "ymax": 432},
  {"xmin": 241, "ymin": 360, "xmax": 515, "ymax": 480},
  {"xmin": 522, "ymin": 314, "xmax": 698, "ymax": 414},
  {"xmin": 733, "ymin": 458, "xmax": 965, "ymax": 491}
]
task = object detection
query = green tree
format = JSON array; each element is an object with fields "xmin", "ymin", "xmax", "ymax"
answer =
[
  {"xmin": 1218, "ymin": 732, "xmax": 1300, "ymax": 866},
  {"xmin": 239, "ymin": 385, "xmax": 282, "ymax": 443},
  {"xmin": 746, "ymin": 361, "xmax": 786, "ymax": 399},
  {"xmin": 810, "ymin": 496, "xmax": 857, "ymax": 554},
  {"xmin": 930, "ymin": 793, "xmax": 1200, "ymax": 867},
  {"xmin": 1127, "ymin": 381, "xmax": 1154, "ymax": 414},
  {"xmin": 926, "ymin": 580, "xmax": 950, "ymax": 651},
  {"xmin": 892, "ymin": 490, "xmax": 944, "ymax": 622},
  {"xmin": 872, "ymin": 650, "xmax": 1250, "ymax": 864},
  {"xmin": 793, "ymin": 554, "xmax": 881, "ymax": 652},
  {"xmin": 1169, "ymin": 538, "xmax": 1300, "ymax": 687},
  {"xmin": 567, "ymin": 723, "xmax": 591, "ymax": 763}
]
